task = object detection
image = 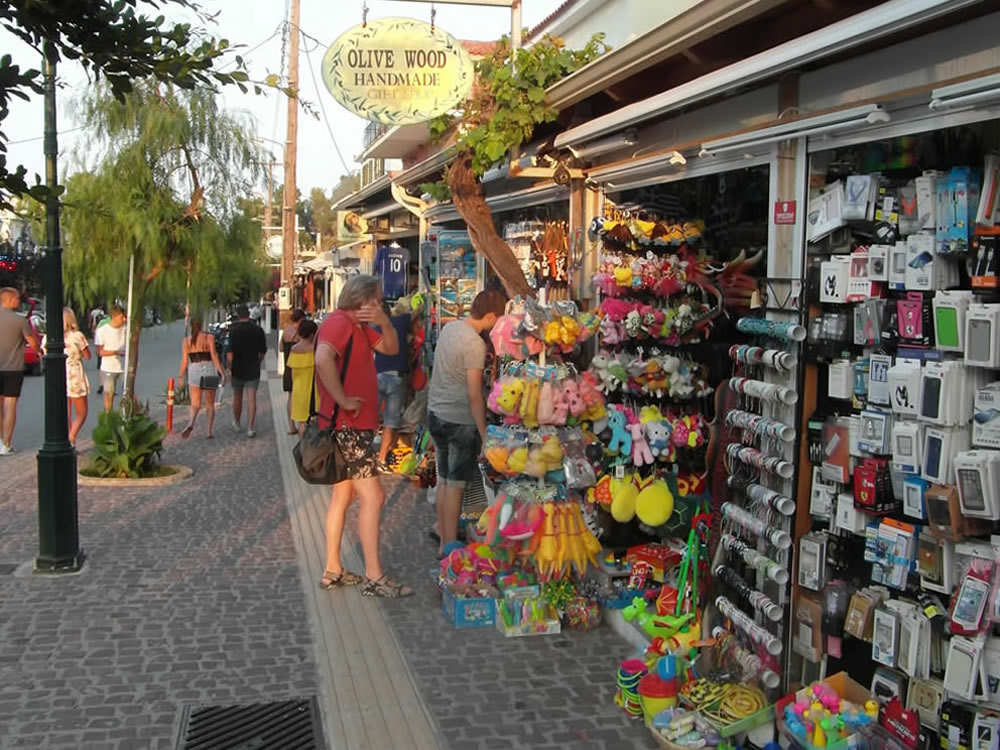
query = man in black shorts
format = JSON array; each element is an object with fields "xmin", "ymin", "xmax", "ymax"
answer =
[{"xmin": 0, "ymin": 287, "xmax": 40, "ymax": 455}]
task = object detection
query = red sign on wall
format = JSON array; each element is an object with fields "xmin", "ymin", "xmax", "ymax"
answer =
[{"xmin": 773, "ymin": 200, "xmax": 797, "ymax": 225}]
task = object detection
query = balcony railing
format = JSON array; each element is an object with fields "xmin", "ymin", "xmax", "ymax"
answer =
[{"xmin": 363, "ymin": 122, "xmax": 387, "ymax": 149}]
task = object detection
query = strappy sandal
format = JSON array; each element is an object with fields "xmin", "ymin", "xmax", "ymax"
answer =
[
  {"xmin": 362, "ymin": 574, "xmax": 413, "ymax": 598},
  {"xmin": 318, "ymin": 569, "xmax": 363, "ymax": 589},
  {"xmin": 180, "ymin": 424, "xmax": 193, "ymax": 439}
]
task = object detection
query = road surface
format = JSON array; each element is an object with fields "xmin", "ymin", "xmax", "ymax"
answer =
[{"xmin": 11, "ymin": 320, "xmax": 187, "ymax": 453}]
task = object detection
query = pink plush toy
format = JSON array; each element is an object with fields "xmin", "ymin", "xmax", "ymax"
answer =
[
  {"xmin": 487, "ymin": 378, "xmax": 506, "ymax": 413},
  {"xmin": 536, "ymin": 381, "xmax": 556, "ymax": 425},
  {"xmin": 562, "ymin": 379, "xmax": 587, "ymax": 417},
  {"xmin": 630, "ymin": 420, "xmax": 654, "ymax": 467},
  {"xmin": 550, "ymin": 382, "xmax": 569, "ymax": 425}
]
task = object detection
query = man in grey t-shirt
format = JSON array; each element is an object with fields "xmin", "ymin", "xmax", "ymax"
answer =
[
  {"xmin": 0, "ymin": 287, "xmax": 40, "ymax": 455},
  {"xmin": 427, "ymin": 289, "xmax": 506, "ymax": 554}
]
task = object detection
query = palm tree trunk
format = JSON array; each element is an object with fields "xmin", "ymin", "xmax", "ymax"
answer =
[{"xmin": 446, "ymin": 156, "xmax": 533, "ymax": 299}]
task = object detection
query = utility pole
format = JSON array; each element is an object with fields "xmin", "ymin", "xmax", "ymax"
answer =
[
  {"xmin": 280, "ymin": 0, "xmax": 300, "ymax": 329},
  {"xmin": 265, "ymin": 159, "xmax": 275, "ymax": 230},
  {"xmin": 36, "ymin": 41, "xmax": 83, "ymax": 574}
]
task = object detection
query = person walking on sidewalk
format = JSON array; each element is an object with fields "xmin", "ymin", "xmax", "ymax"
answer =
[
  {"xmin": 287, "ymin": 317, "xmax": 317, "ymax": 437},
  {"xmin": 227, "ymin": 304, "xmax": 267, "ymax": 437},
  {"xmin": 178, "ymin": 318, "xmax": 225, "ymax": 439},
  {"xmin": 281, "ymin": 308, "xmax": 305, "ymax": 435},
  {"xmin": 60, "ymin": 308, "xmax": 92, "ymax": 447},
  {"xmin": 427, "ymin": 290, "xmax": 507, "ymax": 555},
  {"xmin": 313, "ymin": 274, "xmax": 412, "ymax": 598},
  {"xmin": 95, "ymin": 305, "xmax": 127, "ymax": 412},
  {"xmin": 0, "ymin": 287, "xmax": 40, "ymax": 455},
  {"xmin": 374, "ymin": 301, "xmax": 411, "ymax": 472}
]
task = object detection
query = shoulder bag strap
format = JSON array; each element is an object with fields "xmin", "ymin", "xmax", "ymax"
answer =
[{"xmin": 310, "ymin": 329, "xmax": 354, "ymax": 424}]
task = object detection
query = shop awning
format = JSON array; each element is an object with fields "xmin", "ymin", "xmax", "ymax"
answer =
[
  {"xmin": 332, "ymin": 174, "xmax": 392, "ymax": 211},
  {"xmin": 393, "ymin": 147, "xmax": 457, "ymax": 189},
  {"xmin": 297, "ymin": 253, "xmax": 334, "ymax": 272},
  {"xmin": 425, "ymin": 183, "xmax": 569, "ymax": 224},
  {"xmin": 544, "ymin": 0, "xmax": 788, "ymax": 110},
  {"xmin": 362, "ymin": 201, "xmax": 399, "ymax": 220},
  {"xmin": 359, "ymin": 122, "xmax": 431, "ymax": 161},
  {"xmin": 335, "ymin": 239, "xmax": 370, "ymax": 261},
  {"xmin": 553, "ymin": 0, "xmax": 983, "ymax": 151}
]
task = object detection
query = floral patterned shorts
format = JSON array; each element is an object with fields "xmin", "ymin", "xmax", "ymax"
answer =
[{"xmin": 333, "ymin": 429, "xmax": 378, "ymax": 482}]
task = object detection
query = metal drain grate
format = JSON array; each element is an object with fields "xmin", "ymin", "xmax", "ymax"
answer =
[
  {"xmin": 177, "ymin": 697, "xmax": 325, "ymax": 750},
  {"xmin": 0, "ymin": 564, "xmax": 17, "ymax": 576}
]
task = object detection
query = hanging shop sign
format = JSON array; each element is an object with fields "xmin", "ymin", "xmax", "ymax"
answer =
[
  {"xmin": 337, "ymin": 210, "xmax": 369, "ymax": 242},
  {"xmin": 322, "ymin": 17, "xmax": 476, "ymax": 126}
]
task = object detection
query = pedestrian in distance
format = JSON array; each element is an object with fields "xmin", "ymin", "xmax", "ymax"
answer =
[
  {"xmin": 178, "ymin": 318, "xmax": 225, "ymax": 439},
  {"xmin": 287, "ymin": 317, "xmax": 318, "ymax": 437},
  {"xmin": 427, "ymin": 289, "xmax": 507, "ymax": 556},
  {"xmin": 0, "ymin": 287, "xmax": 41, "ymax": 455},
  {"xmin": 95, "ymin": 305, "xmax": 127, "ymax": 412},
  {"xmin": 92, "ymin": 307, "xmax": 109, "ymax": 393},
  {"xmin": 227, "ymin": 304, "xmax": 267, "ymax": 437},
  {"xmin": 314, "ymin": 274, "xmax": 412, "ymax": 597},
  {"xmin": 281, "ymin": 308, "xmax": 306, "ymax": 435},
  {"xmin": 61, "ymin": 307, "xmax": 92, "ymax": 447},
  {"xmin": 374, "ymin": 300, "xmax": 411, "ymax": 473}
]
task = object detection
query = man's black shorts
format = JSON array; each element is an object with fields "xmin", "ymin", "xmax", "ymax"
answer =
[{"xmin": 0, "ymin": 370, "xmax": 25, "ymax": 397}]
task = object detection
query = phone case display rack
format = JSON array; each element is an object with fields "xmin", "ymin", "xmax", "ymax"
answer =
[
  {"xmin": 587, "ymin": 208, "xmax": 801, "ymax": 694},
  {"xmin": 797, "ymin": 141, "xmax": 1000, "ymax": 732}
]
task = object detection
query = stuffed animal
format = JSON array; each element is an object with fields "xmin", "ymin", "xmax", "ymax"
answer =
[
  {"xmin": 487, "ymin": 378, "xmax": 506, "ymax": 413},
  {"xmin": 589, "ymin": 354, "xmax": 615, "ymax": 394},
  {"xmin": 600, "ymin": 316, "xmax": 622, "ymax": 345},
  {"xmin": 646, "ymin": 420, "xmax": 672, "ymax": 459},
  {"xmin": 550, "ymin": 382, "xmax": 569, "ymax": 425},
  {"xmin": 495, "ymin": 378, "xmax": 524, "ymax": 415},
  {"xmin": 607, "ymin": 408, "xmax": 632, "ymax": 456},
  {"xmin": 521, "ymin": 379, "xmax": 541, "ymax": 428},
  {"xmin": 562, "ymin": 379, "xmax": 587, "ymax": 417},
  {"xmin": 536, "ymin": 381, "xmax": 555, "ymax": 425},
  {"xmin": 630, "ymin": 421, "xmax": 654, "ymax": 467}
]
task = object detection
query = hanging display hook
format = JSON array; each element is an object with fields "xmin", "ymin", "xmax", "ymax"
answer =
[
  {"xmin": 362, "ymin": 0, "xmax": 369, "ymax": 28},
  {"xmin": 430, "ymin": 2, "xmax": 436, "ymax": 31}
]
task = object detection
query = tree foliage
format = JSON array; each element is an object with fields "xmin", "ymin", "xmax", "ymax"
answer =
[
  {"xmin": 420, "ymin": 33, "xmax": 607, "ymax": 296},
  {"xmin": 0, "ymin": 0, "xmax": 276, "ymax": 209},
  {"xmin": 59, "ymin": 80, "xmax": 264, "ymax": 406}
]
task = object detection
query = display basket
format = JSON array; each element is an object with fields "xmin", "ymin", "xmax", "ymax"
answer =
[
  {"xmin": 700, "ymin": 699, "xmax": 774, "ymax": 738},
  {"xmin": 776, "ymin": 672, "xmax": 872, "ymax": 750}
]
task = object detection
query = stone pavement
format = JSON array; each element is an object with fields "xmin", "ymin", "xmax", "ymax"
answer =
[
  {"xmin": 0, "ymin": 377, "xmax": 656, "ymax": 750},
  {"xmin": 0, "ymin": 390, "xmax": 318, "ymax": 749},
  {"xmin": 364, "ymin": 478, "xmax": 653, "ymax": 750}
]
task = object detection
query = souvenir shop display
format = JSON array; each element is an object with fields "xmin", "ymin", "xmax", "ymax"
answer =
[
  {"xmin": 434, "ymin": 230, "xmax": 478, "ymax": 329},
  {"xmin": 796, "ymin": 125, "xmax": 1000, "ymax": 749},
  {"xmin": 436, "ymin": 297, "xmax": 607, "ymax": 635},
  {"xmin": 503, "ymin": 220, "xmax": 572, "ymax": 300}
]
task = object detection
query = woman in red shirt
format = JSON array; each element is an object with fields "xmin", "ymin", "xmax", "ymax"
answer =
[{"xmin": 314, "ymin": 274, "xmax": 412, "ymax": 598}]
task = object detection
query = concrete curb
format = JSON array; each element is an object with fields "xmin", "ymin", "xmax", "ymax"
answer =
[{"xmin": 77, "ymin": 464, "xmax": 193, "ymax": 487}]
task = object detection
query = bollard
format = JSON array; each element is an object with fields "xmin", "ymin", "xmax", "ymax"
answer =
[{"xmin": 166, "ymin": 377, "xmax": 174, "ymax": 434}]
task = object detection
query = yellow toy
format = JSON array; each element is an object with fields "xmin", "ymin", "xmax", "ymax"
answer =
[
  {"xmin": 507, "ymin": 447, "xmax": 528, "ymax": 474},
  {"xmin": 521, "ymin": 379, "xmax": 541, "ymax": 428},
  {"xmin": 864, "ymin": 700, "xmax": 879, "ymax": 719},
  {"xmin": 610, "ymin": 475, "xmax": 639, "ymax": 522},
  {"xmin": 613, "ymin": 266, "xmax": 632, "ymax": 287},
  {"xmin": 635, "ymin": 479, "xmax": 674, "ymax": 526},
  {"xmin": 495, "ymin": 379, "xmax": 524, "ymax": 414},
  {"xmin": 812, "ymin": 719, "xmax": 827, "ymax": 748},
  {"xmin": 524, "ymin": 437, "xmax": 563, "ymax": 478}
]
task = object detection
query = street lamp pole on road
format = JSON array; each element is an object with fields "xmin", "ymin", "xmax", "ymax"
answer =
[{"xmin": 35, "ymin": 42, "xmax": 83, "ymax": 574}]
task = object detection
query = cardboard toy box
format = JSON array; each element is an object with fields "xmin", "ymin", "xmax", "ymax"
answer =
[{"xmin": 777, "ymin": 672, "xmax": 874, "ymax": 750}]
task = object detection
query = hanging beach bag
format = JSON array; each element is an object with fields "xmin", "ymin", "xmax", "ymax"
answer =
[{"xmin": 292, "ymin": 333, "xmax": 354, "ymax": 485}]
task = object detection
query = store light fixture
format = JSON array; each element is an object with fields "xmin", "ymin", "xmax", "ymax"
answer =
[
  {"xmin": 699, "ymin": 105, "xmax": 891, "ymax": 157},
  {"xmin": 930, "ymin": 73, "xmax": 1000, "ymax": 111},
  {"xmin": 567, "ymin": 130, "xmax": 638, "ymax": 160}
]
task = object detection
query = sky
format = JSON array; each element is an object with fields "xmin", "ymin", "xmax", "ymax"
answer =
[{"xmin": 4, "ymin": 0, "xmax": 566, "ymax": 197}]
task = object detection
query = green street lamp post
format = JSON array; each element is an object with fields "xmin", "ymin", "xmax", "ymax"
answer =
[{"xmin": 35, "ymin": 42, "xmax": 83, "ymax": 573}]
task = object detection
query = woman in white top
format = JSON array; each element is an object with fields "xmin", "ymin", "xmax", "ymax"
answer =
[{"xmin": 62, "ymin": 308, "xmax": 92, "ymax": 446}]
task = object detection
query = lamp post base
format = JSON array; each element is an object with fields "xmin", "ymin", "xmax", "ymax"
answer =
[{"xmin": 35, "ymin": 446, "xmax": 84, "ymax": 573}]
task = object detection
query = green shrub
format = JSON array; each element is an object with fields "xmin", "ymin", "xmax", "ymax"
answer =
[{"xmin": 83, "ymin": 407, "xmax": 166, "ymax": 478}]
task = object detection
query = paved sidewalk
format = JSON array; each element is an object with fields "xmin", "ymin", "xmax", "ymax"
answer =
[
  {"xmin": 0, "ymin": 390, "xmax": 318, "ymax": 750},
  {"xmin": 0, "ymin": 376, "xmax": 655, "ymax": 750}
]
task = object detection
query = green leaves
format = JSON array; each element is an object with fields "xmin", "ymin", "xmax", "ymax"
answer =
[
  {"xmin": 84, "ymin": 407, "xmax": 166, "ymax": 478},
  {"xmin": 437, "ymin": 33, "xmax": 608, "ymax": 180}
]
